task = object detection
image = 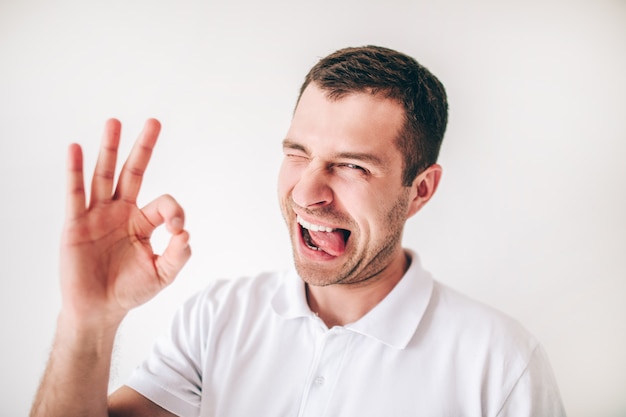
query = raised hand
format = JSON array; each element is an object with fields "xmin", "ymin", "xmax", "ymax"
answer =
[
  {"xmin": 60, "ymin": 118, "xmax": 191, "ymax": 326},
  {"xmin": 29, "ymin": 118, "xmax": 188, "ymax": 417}
]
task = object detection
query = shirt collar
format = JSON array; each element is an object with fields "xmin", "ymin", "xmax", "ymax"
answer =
[
  {"xmin": 271, "ymin": 268, "xmax": 313, "ymax": 319},
  {"xmin": 271, "ymin": 249, "xmax": 434, "ymax": 349},
  {"xmin": 346, "ymin": 250, "xmax": 434, "ymax": 349}
]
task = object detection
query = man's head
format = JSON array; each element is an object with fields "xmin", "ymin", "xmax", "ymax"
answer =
[
  {"xmin": 297, "ymin": 45, "xmax": 448, "ymax": 186},
  {"xmin": 279, "ymin": 45, "xmax": 446, "ymax": 288}
]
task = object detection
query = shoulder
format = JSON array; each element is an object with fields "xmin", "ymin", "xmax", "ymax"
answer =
[
  {"xmin": 432, "ymin": 281, "xmax": 532, "ymax": 337},
  {"xmin": 419, "ymin": 282, "xmax": 560, "ymax": 412},
  {"xmin": 424, "ymin": 280, "xmax": 539, "ymax": 360},
  {"xmin": 183, "ymin": 270, "xmax": 286, "ymax": 312},
  {"xmin": 172, "ymin": 270, "xmax": 289, "ymax": 331}
]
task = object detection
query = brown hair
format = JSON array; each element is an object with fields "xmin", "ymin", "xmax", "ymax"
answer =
[{"xmin": 298, "ymin": 45, "xmax": 448, "ymax": 186}]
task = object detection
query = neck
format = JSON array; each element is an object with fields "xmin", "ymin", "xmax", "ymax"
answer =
[{"xmin": 306, "ymin": 250, "xmax": 410, "ymax": 328}]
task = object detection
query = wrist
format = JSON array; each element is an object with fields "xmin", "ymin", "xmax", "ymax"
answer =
[{"xmin": 55, "ymin": 308, "xmax": 123, "ymax": 353}]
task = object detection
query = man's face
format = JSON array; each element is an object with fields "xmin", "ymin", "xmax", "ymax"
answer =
[{"xmin": 278, "ymin": 83, "xmax": 414, "ymax": 287}]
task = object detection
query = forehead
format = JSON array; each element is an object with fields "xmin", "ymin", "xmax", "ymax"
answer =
[{"xmin": 287, "ymin": 84, "xmax": 405, "ymax": 158}]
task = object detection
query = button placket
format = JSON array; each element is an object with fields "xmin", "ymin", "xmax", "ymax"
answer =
[{"xmin": 298, "ymin": 328, "xmax": 350, "ymax": 417}]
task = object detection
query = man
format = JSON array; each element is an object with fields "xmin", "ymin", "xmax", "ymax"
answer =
[{"xmin": 30, "ymin": 46, "xmax": 566, "ymax": 416}]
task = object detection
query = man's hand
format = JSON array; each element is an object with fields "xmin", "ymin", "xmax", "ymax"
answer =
[
  {"xmin": 60, "ymin": 118, "xmax": 191, "ymax": 326},
  {"xmin": 29, "ymin": 118, "xmax": 191, "ymax": 417}
]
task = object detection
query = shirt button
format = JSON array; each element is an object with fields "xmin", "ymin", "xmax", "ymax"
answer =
[{"xmin": 314, "ymin": 376, "xmax": 326, "ymax": 386}]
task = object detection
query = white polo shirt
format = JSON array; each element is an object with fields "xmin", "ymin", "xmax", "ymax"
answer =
[{"xmin": 127, "ymin": 250, "xmax": 566, "ymax": 416}]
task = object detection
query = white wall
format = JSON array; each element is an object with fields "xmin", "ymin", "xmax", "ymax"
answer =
[{"xmin": 1, "ymin": 0, "xmax": 624, "ymax": 415}]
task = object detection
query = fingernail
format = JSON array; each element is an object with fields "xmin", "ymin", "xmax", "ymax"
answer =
[{"xmin": 171, "ymin": 217, "xmax": 183, "ymax": 230}]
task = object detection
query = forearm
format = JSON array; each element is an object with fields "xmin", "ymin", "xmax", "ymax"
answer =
[{"xmin": 30, "ymin": 311, "xmax": 122, "ymax": 417}]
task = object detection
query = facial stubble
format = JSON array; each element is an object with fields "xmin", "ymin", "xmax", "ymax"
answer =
[{"xmin": 285, "ymin": 187, "xmax": 412, "ymax": 288}]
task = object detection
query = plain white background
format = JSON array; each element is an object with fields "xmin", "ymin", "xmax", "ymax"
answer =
[{"xmin": 1, "ymin": 0, "xmax": 624, "ymax": 415}]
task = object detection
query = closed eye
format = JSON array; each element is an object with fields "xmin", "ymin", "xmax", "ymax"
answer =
[{"xmin": 285, "ymin": 153, "xmax": 310, "ymax": 164}]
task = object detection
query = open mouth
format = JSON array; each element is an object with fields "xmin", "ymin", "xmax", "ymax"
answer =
[{"xmin": 297, "ymin": 215, "xmax": 351, "ymax": 257}]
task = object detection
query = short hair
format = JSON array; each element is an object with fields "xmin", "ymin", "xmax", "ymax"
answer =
[{"xmin": 297, "ymin": 45, "xmax": 448, "ymax": 186}]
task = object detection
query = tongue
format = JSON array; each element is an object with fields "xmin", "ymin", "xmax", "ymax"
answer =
[{"xmin": 309, "ymin": 230, "xmax": 346, "ymax": 257}]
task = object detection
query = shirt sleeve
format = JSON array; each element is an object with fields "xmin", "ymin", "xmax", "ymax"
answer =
[
  {"xmin": 126, "ymin": 292, "xmax": 206, "ymax": 417},
  {"xmin": 496, "ymin": 344, "xmax": 567, "ymax": 417}
]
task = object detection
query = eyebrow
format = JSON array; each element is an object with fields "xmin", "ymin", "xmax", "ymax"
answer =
[
  {"xmin": 282, "ymin": 139, "xmax": 307, "ymax": 153},
  {"xmin": 282, "ymin": 138, "xmax": 387, "ymax": 168}
]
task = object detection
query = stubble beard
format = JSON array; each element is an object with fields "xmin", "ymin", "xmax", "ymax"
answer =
[{"xmin": 283, "ymin": 189, "xmax": 411, "ymax": 288}]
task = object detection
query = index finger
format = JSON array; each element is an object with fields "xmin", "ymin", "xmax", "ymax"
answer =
[{"xmin": 113, "ymin": 118, "xmax": 161, "ymax": 203}]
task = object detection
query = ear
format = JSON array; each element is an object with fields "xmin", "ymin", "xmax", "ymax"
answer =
[{"xmin": 406, "ymin": 164, "xmax": 442, "ymax": 219}]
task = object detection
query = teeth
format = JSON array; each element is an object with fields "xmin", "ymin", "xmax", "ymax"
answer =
[{"xmin": 297, "ymin": 215, "xmax": 334, "ymax": 233}]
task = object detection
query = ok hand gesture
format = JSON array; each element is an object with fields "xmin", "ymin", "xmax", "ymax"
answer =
[{"xmin": 60, "ymin": 118, "xmax": 191, "ymax": 327}]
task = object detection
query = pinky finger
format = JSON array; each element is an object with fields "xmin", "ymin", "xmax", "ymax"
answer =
[
  {"xmin": 155, "ymin": 230, "xmax": 192, "ymax": 286},
  {"xmin": 66, "ymin": 143, "xmax": 86, "ymax": 220}
]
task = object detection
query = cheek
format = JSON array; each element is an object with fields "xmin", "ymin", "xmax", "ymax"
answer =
[
  {"xmin": 338, "ymin": 187, "xmax": 380, "ymax": 223},
  {"xmin": 353, "ymin": 187, "xmax": 409, "ymax": 229}
]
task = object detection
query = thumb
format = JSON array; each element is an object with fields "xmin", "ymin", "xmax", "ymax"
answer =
[{"xmin": 155, "ymin": 230, "xmax": 192, "ymax": 286}]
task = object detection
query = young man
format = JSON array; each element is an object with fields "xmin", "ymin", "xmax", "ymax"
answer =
[{"xmin": 30, "ymin": 46, "xmax": 566, "ymax": 416}]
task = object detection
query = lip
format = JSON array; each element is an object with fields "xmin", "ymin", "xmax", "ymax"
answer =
[
  {"xmin": 293, "ymin": 212, "xmax": 351, "ymax": 261},
  {"xmin": 296, "ymin": 214, "xmax": 338, "ymax": 233}
]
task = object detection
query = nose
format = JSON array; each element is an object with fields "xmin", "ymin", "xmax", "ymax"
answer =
[{"xmin": 291, "ymin": 162, "xmax": 333, "ymax": 209}]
